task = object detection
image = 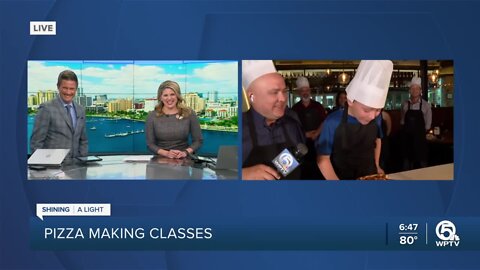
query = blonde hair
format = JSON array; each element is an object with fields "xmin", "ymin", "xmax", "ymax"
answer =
[{"xmin": 155, "ymin": 80, "xmax": 191, "ymax": 118}]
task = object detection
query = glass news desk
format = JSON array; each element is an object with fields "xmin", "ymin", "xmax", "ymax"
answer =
[{"xmin": 28, "ymin": 155, "xmax": 239, "ymax": 180}]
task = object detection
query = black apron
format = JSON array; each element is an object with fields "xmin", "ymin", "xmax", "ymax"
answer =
[
  {"xmin": 331, "ymin": 103, "xmax": 378, "ymax": 180},
  {"xmin": 297, "ymin": 102, "xmax": 322, "ymax": 132},
  {"xmin": 403, "ymin": 100, "xmax": 428, "ymax": 167},
  {"xmin": 242, "ymin": 110, "xmax": 302, "ymax": 180},
  {"xmin": 380, "ymin": 111, "xmax": 390, "ymax": 172},
  {"xmin": 296, "ymin": 102, "xmax": 324, "ymax": 179}
]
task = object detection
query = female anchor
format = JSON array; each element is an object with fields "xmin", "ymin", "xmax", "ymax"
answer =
[{"xmin": 146, "ymin": 80, "xmax": 203, "ymax": 159}]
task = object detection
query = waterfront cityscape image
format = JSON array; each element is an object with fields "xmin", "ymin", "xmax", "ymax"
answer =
[{"xmin": 27, "ymin": 60, "xmax": 239, "ymax": 156}]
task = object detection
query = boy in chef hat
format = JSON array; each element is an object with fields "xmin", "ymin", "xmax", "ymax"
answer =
[
  {"xmin": 316, "ymin": 60, "xmax": 393, "ymax": 180},
  {"xmin": 242, "ymin": 60, "xmax": 305, "ymax": 180}
]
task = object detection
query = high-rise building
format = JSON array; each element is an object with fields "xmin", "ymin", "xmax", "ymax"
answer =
[
  {"xmin": 46, "ymin": 90, "xmax": 55, "ymax": 101},
  {"xmin": 208, "ymin": 90, "xmax": 218, "ymax": 102},
  {"xmin": 107, "ymin": 102, "xmax": 119, "ymax": 112},
  {"xmin": 185, "ymin": 93, "xmax": 205, "ymax": 113},
  {"xmin": 35, "ymin": 90, "xmax": 56, "ymax": 105},
  {"xmin": 75, "ymin": 95, "xmax": 93, "ymax": 107},
  {"xmin": 198, "ymin": 98, "xmax": 206, "ymax": 112},
  {"xmin": 107, "ymin": 98, "xmax": 133, "ymax": 112},
  {"xmin": 95, "ymin": 95, "xmax": 108, "ymax": 104},
  {"xmin": 36, "ymin": 91, "xmax": 45, "ymax": 104},
  {"xmin": 144, "ymin": 98, "xmax": 157, "ymax": 112},
  {"xmin": 28, "ymin": 95, "xmax": 38, "ymax": 107}
]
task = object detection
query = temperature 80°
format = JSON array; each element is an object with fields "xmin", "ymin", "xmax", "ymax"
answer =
[{"xmin": 400, "ymin": 235, "xmax": 418, "ymax": 245}]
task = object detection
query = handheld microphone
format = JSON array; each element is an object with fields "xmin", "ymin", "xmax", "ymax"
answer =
[{"xmin": 271, "ymin": 143, "xmax": 308, "ymax": 177}]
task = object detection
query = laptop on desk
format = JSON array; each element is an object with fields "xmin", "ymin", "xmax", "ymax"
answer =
[
  {"xmin": 214, "ymin": 145, "xmax": 238, "ymax": 171},
  {"xmin": 28, "ymin": 149, "xmax": 70, "ymax": 167}
]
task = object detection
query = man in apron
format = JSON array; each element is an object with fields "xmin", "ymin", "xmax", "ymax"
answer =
[
  {"xmin": 401, "ymin": 76, "xmax": 432, "ymax": 170},
  {"xmin": 292, "ymin": 76, "xmax": 327, "ymax": 179},
  {"xmin": 242, "ymin": 60, "xmax": 305, "ymax": 180},
  {"xmin": 315, "ymin": 60, "xmax": 393, "ymax": 180}
]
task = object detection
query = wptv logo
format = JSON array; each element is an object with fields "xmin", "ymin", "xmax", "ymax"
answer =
[
  {"xmin": 272, "ymin": 149, "xmax": 299, "ymax": 177},
  {"xmin": 435, "ymin": 220, "xmax": 460, "ymax": 247}
]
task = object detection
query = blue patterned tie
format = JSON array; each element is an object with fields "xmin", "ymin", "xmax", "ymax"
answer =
[{"xmin": 66, "ymin": 105, "xmax": 76, "ymax": 129}]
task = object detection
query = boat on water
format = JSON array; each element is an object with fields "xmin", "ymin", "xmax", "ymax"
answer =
[
  {"xmin": 104, "ymin": 130, "xmax": 144, "ymax": 138},
  {"xmin": 128, "ymin": 129, "xmax": 145, "ymax": 135},
  {"xmin": 90, "ymin": 126, "xmax": 97, "ymax": 130},
  {"xmin": 104, "ymin": 132, "xmax": 127, "ymax": 138}
]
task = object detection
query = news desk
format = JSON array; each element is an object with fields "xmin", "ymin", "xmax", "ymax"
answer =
[{"xmin": 28, "ymin": 155, "xmax": 238, "ymax": 180}]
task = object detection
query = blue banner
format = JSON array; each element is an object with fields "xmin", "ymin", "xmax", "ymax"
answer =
[{"xmin": 30, "ymin": 217, "xmax": 479, "ymax": 250}]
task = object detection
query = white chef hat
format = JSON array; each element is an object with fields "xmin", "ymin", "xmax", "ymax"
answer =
[
  {"xmin": 410, "ymin": 76, "xmax": 421, "ymax": 87},
  {"xmin": 242, "ymin": 60, "xmax": 277, "ymax": 90},
  {"xmin": 346, "ymin": 60, "xmax": 393, "ymax": 109},
  {"xmin": 296, "ymin": 76, "xmax": 310, "ymax": 89}
]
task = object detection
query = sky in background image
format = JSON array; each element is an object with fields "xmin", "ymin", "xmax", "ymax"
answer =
[{"xmin": 27, "ymin": 60, "xmax": 238, "ymax": 99}]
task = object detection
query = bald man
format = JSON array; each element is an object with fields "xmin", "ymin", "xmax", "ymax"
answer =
[{"xmin": 242, "ymin": 61, "xmax": 305, "ymax": 180}]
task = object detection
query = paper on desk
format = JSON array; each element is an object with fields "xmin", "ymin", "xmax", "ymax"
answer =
[{"xmin": 123, "ymin": 155, "xmax": 154, "ymax": 162}]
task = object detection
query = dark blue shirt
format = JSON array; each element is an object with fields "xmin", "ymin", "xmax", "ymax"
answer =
[
  {"xmin": 315, "ymin": 108, "xmax": 383, "ymax": 155},
  {"xmin": 242, "ymin": 108, "xmax": 305, "ymax": 164}
]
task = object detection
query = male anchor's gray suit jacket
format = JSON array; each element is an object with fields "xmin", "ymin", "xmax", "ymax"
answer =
[{"xmin": 30, "ymin": 97, "xmax": 88, "ymax": 158}]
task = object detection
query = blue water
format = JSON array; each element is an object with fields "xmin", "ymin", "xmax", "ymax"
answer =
[{"xmin": 27, "ymin": 116, "xmax": 238, "ymax": 156}]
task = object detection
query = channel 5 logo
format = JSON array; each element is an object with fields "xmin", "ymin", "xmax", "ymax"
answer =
[
  {"xmin": 435, "ymin": 220, "xmax": 460, "ymax": 247},
  {"xmin": 279, "ymin": 153, "xmax": 293, "ymax": 168}
]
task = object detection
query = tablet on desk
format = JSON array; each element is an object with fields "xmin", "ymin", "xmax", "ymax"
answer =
[
  {"xmin": 76, "ymin": 156, "xmax": 103, "ymax": 162},
  {"xmin": 188, "ymin": 152, "xmax": 214, "ymax": 164}
]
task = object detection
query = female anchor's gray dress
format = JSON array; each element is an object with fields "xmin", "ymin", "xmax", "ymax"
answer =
[{"xmin": 145, "ymin": 110, "xmax": 203, "ymax": 154}]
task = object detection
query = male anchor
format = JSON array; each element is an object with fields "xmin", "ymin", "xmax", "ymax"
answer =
[{"xmin": 30, "ymin": 70, "xmax": 88, "ymax": 158}]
